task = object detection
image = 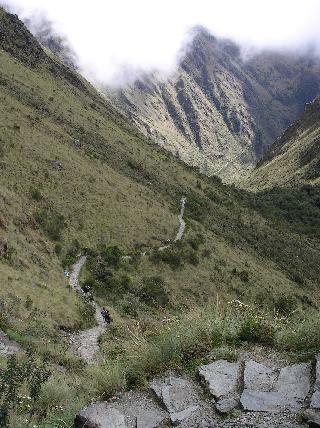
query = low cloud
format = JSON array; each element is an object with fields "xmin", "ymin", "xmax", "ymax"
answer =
[{"xmin": 5, "ymin": 0, "xmax": 320, "ymax": 86}]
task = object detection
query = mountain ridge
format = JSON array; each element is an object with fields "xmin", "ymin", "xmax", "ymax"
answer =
[
  {"xmin": 105, "ymin": 27, "xmax": 320, "ymax": 181},
  {"xmin": 245, "ymin": 96, "xmax": 320, "ymax": 189}
]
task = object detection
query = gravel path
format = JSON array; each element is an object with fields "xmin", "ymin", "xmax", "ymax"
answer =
[
  {"xmin": 68, "ymin": 256, "xmax": 107, "ymax": 364},
  {"xmin": 174, "ymin": 196, "xmax": 186, "ymax": 242}
]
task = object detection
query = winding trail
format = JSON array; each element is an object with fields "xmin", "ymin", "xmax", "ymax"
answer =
[
  {"xmin": 159, "ymin": 197, "xmax": 187, "ymax": 252},
  {"xmin": 69, "ymin": 256, "xmax": 107, "ymax": 364},
  {"xmin": 68, "ymin": 197, "xmax": 187, "ymax": 363},
  {"xmin": 174, "ymin": 196, "xmax": 186, "ymax": 242}
]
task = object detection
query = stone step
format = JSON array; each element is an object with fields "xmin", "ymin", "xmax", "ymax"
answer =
[
  {"xmin": 150, "ymin": 377, "xmax": 202, "ymax": 425},
  {"xmin": 74, "ymin": 392, "xmax": 168, "ymax": 428},
  {"xmin": 198, "ymin": 360, "xmax": 241, "ymax": 414},
  {"xmin": 304, "ymin": 355, "xmax": 320, "ymax": 427},
  {"xmin": 241, "ymin": 361, "xmax": 311, "ymax": 412},
  {"xmin": 75, "ymin": 355, "xmax": 320, "ymax": 427}
]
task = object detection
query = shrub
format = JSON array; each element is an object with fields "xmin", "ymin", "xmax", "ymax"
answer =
[
  {"xmin": 54, "ymin": 243, "xmax": 62, "ymax": 256},
  {"xmin": 276, "ymin": 313, "xmax": 320, "ymax": 353},
  {"xmin": 139, "ymin": 276, "xmax": 169, "ymax": 307},
  {"xmin": 85, "ymin": 362, "xmax": 126, "ymax": 399},
  {"xmin": 120, "ymin": 294, "xmax": 141, "ymax": 318},
  {"xmin": 34, "ymin": 209, "xmax": 65, "ymax": 241},
  {"xmin": 187, "ymin": 234, "xmax": 205, "ymax": 250},
  {"xmin": 61, "ymin": 240, "xmax": 81, "ymax": 268},
  {"xmin": 30, "ymin": 188, "xmax": 42, "ymax": 201},
  {"xmin": 35, "ymin": 376, "xmax": 75, "ymax": 416},
  {"xmin": 232, "ymin": 268, "xmax": 250, "ymax": 283},
  {"xmin": 102, "ymin": 246, "xmax": 123, "ymax": 269},
  {"xmin": 76, "ymin": 298, "xmax": 96, "ymax": 330},
  {"xmin": 274, "ymin": 295, "xmax": 296, "ymax": 315},
  {"xmin": 0, "ymin": 351, "xmax": 51, "ymax": 427},
  {"xmin": 238, "ymin": 317, "xmax": 274, "ymax": 345},
  {"xmin": 150, "ymin": 248, "xmax": 183, "ymax": 270}
]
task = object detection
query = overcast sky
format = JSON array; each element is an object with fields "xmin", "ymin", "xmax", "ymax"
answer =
[{"xmin": 5, "ymin": 0, "xmax": 320, "ymax": 86}]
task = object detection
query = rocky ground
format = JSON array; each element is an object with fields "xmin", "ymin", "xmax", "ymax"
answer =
[
  {"xmin": 75, "ymin": 355, "xmax": 320, "ymax": 428},
  {"xmin": 0, "ymin": 331, "xmax": 20, "ymax": 357}
]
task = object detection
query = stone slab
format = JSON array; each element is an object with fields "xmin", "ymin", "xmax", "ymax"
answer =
[
  {"xmin": 150, "ymin": 377, "xmax": 200, "ymax": 424},
  {"xmin": 198, "ymin": 360, "xmax": 241, "ymax": 399},
  {"xmin": 243, "ymin": 360, "xmax": 277, "ymax": 392},
  {"xmin": 75, "ymin": 403, "xmax": 127, "ymax": 428},
  {"xmin": 241, "ymin": 363, "xmax": 311, "ymax": 412}
]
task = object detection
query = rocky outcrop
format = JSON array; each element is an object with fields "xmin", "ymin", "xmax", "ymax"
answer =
[
  {"xmin": 0, "ymin": 331, "xmax": 20, "ymax": 356},
  {"xmin": 75, "ymin": 355, "xmax": 319, "ymax": 427},
  {"xmin": 304, "ymin": 355, "xmax": 320, "ymax": 427}
]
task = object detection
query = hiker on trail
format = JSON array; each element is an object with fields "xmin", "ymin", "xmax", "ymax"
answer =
[
  {"xmin": 82, "ymin": 284, "xmax": 91, "ymax": 293},
  {"xmin": 101, "ymin": 308, "xmax": 112, "ymax": 324},
  {"xmin": 64, "ymin": 270, "xmax": 70, "ymax": 278}
]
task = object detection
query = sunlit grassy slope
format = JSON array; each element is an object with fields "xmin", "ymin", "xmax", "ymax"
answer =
[
  {"xmin": 0, "ymin": 7, "xmax": 319, "ymax": 349},
  {"xmin": 244, "ymin": 97, "xmax": 320, "ymax": 190}
]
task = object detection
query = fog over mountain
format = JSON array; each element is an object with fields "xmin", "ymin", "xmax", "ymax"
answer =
[{"xmin": 5, "ymin": 0, "xmax": 320, "ymax": 86}]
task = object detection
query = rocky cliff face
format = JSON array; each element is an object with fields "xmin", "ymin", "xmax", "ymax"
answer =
[
  {"xmin": 245, "ymin": 97, "xmax": 320, "ymax": 189},
  {"xmin": 106, "ymin": 28, "xmax": 320, "ymax": 182}
]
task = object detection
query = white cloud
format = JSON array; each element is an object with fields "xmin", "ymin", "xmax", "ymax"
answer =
[{"xmin": 5, "ymin": 0, "xmax": 320, "ymax": 85}]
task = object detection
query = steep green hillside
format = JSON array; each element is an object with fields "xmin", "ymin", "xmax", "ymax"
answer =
[
  {"xmin": 106, "ymin": 28, "xmax": 320, "ymax": 182},
  {"xmin": 245, "ymin": 97, "xmax": 320, "ymax": 189},
  {"xmin": 0, "ymin": 8, "xmax": 320, "ymax": 427}
]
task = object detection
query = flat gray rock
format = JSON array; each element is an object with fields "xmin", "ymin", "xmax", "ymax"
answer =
[
  {"xmin": 304, "ymin": 409, "xmax": 320, "ymax": 427},
  {"xmin": 241, "ymin": 390, "xmax": 288, "ymax": 412},
  {"xmin": 316, "ymin": 355, "xmax": 320, "ymax": 389},
  {"xmin": 112, "ymin": 391, "xmax": 168, "ymax": 428},
  {"xmin": 0, "ymin": 331, "xmax": 20, "ymax": 356},
  {"xmin": 198, "ymin": 360, "xmax": 241, "ymax": 399},
  {"xmin": 244, "ymin": 360, "xmax": 277, "ymax": 392},
  {"xmin": 75, "ymin": 403, "xmax": 127, "ymax": 428},
  {"xmin": 311, "ymin": 355, "xmax": 320, "ymax": 410},
  {"xmin": 150, "ymin": 377, "xmax": 200, "ymax": 424},
  {"xmin": 241, "ymin": 363, "xmax": 311, "ymax": 412},
  {"xmin": 215, "ymin": 396, "xmax": 240, "ymax": 414},
  {"xmin": 311, "ymin": 391, "xmax": 320, "ymax": 411},
  {"xmin": 277, "ymin": 363, "xmax": 311, "ymax": 406}
]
